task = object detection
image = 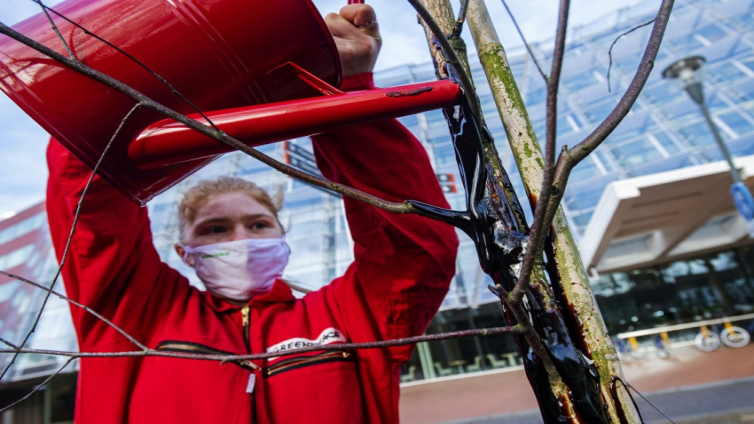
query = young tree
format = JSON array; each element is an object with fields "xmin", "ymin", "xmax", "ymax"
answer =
[{"xmin": 410, "ymin": 0, "xmax": 673, "ymax": 421}]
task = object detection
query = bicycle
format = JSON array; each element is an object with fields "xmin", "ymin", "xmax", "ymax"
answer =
[{"xmin": 695, "ymin": 323, "xmax": 750, "ymax": 352}]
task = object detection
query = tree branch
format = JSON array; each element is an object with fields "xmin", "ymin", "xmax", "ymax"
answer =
[
  {"xmin": 0, "ymin": 22, "xmax": 416, "ymax": 216},
  {"xmin": 565, "ymin": 0, "xmax": 673, "ymax": 168},
  {"xmin": 34, "ymin": 0, "xmax": 74, "ymax": 59},
  {"xmin": 407, "ymin": 0, "xmax": 483, "ymax": 124},
  {"xmin": 500, "ymin": 0, "xmax": 548, "ymax": 82},
  {"xmin": 543, "ymin": 0, "xmax": 674, "ymax": 253},
  {"xmin": 509, "ymin": 0, "xmax": 569, "ymax": 304},
  {"xmin": 452, "ymin": 0, "xmax": 471, "ymax": 39},
  {"xmin": 0, "ymin": 270, "xmax": 148, "ymax": 351},
  {"xmin": 33, "ymin": 0, "xmax": 222, "ymax": 132},
  {"xmin": 0, "ymin": 326, "xmax": 523, "ymax": 362},
  {"xmin": 0, "ymin": 104, "xmax": 143, "ymax": 380},
  {"xmin": 606, "ymin": 19, "xmax": 656, "ymax": 93}
]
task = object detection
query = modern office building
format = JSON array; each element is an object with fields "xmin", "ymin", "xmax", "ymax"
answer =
[
  {"xmin": 0, "ymin": 202, "xmax": 77, "ymax": 422},
  {"xmin": 1, "ymin": 0, "xmax": 754, "ymax": 417}
]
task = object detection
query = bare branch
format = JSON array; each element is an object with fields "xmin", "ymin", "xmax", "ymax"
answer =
[
  {"xmin": 606, "ymin": 19, "xmax": 656, "ymax": 93},
  {"xmin": 510, "ymin": 0, "xmax": 569, "ymax": 304},
  {"xmin": 0, "ymin": 104, "xmax": 142, "ymax": 380},
  {"xmin": 500, "ymin": 0, "xmax": 548, "ymax": 82},
  {"xmin": 0, "ymin": 337, "xmax": 17, "ymax": 349},
  {"xmin": 617, "ymin": 379, "xmax": 673, "ymax": 423},
  {"xmin": 565, "ymin": 0, "xmax": 674, "ymax": 168},
  {"xmin": 33, "ymin": 0, "xmax": 74, "ymax": 58},
  {"xmin": 451, "ymin": 0, "xmax": 471, "ymax": 39},
  {"xmin": 407, "ymin": 0, "xmax": 483, "ymax": 123},
  {"xmin": 0, "ymin": 326, "xmax": 523, "ymax": 362},
  {"xmin": 33, "ymin": 0, "xmax": 221, "ymax": 132},
  {"xmin": 0, "ymin": 22, "xmax": 416, "ymax": 216},
  {"xmin": 0, "ymin": 357, "xmax": 74, "ymax": 413},
  {"xmin": 0, "ymin": 270, "xmax": 148, "ymax": 351}
]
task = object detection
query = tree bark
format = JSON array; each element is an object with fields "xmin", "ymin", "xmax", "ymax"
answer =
[{"xmin": 415, "ymin": 0, "xmax": 642, "ymax": 421}]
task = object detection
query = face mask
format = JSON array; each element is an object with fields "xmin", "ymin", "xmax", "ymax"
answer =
[{"xmin": 182, "ymin": 238, "xmax": 291, "ymax": 301}]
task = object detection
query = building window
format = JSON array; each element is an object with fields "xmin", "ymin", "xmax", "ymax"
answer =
[
  {"xmin": 667, "ymin": 33, "xmax": 707, "ymax": 53},
  {"xmin": 562, "ymin": 69, "xmax": 602, "ymax": 92},
  {"xmin": 697, "ymin": 24, "xmax": 728, "ymax": 43},
  {"xmin": 0, "ymin": 244, "xmax": 35, "ymax": 271},
  {"xmin": 709, "ymin": 61, "xmax": 750, "ymax": 84},
  {"xmin": 741, "ymin": 56, "xmax": 754, "ymax": 74},
  {"xmin": 582, "ymin": 99, "xmax": 617, "ymax": 124},
  {"xmin": 570, "ymin": 157, "xmax": 604, "ymax": 182},
  {"xmin": 642, "ymin": 81, "xmax": 686, "ymax": 106},
  {"xmin": 678, "ymin": 121, "xmax": 721, "ymax": 147},
  {"xmin": 610, "ymin": 137, "xmax": 664, "ymax": 167},
  {"xmin": 525, "ymin": 86, "xmax": 547, "ymax": 106},
  {"xmin": 0, "ymin": 212, "xmax": 45, "ymax": 245},
  {"xmin": 432, "ymin": 143, "xmax": 457, "ymax": 167},
  {"xmin": 717, "ymin": 111, "xmax": 754, "ymax": 137}
]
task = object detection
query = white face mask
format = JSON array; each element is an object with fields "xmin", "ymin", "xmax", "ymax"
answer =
[{"xmin": 182, "ymin": 238, "xmax": 291, "ymax": 301}]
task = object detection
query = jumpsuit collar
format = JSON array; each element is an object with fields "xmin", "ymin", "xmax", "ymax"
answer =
[{"xmin": 204, "ymin": 279, "xmax": 295, "ymax": 313}]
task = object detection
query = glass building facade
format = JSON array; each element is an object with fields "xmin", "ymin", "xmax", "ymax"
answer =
[
  {"xmin": 0, "ymin": 202, "xmax": 77, "ymax": 423},
  {"xmin": 144, "ymin": 0, "xmax": 754, "ymax": 382},
  {"xmin": 2, "ymin": 0, "xmax": 754, "ymax": 411}
]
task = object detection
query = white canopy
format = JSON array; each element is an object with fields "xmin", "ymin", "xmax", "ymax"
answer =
[{"xmin": 580, "ymin": 155, "xmax": 754, "ymax": 273}]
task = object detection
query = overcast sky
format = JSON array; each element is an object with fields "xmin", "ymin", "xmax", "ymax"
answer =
[{"xmin": 0, "ymin": 0, "xmax": 644, "ymax": 218}]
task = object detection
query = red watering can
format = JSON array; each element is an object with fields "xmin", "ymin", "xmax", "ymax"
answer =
[{"xmin": 0, "ymin": 0, "xmax": 461, "ymax": 204}]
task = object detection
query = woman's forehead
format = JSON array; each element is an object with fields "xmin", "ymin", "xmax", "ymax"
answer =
[{"xmin": 194, "ymin": 192, "xmax": 274, "ymax": 220}]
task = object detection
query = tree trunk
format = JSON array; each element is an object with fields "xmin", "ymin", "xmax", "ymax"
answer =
[{"xmin": 415, "ymin": 0, "xmax": 642, "ymax": 421}]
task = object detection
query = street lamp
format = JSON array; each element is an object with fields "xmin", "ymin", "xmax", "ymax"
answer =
[{"xmin": 663, "ymin": 55, "xmax": 754, "ymax": 236}]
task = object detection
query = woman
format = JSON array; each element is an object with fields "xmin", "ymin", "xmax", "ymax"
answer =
[{"xmin": 47, "ymin": 4, "xmax": 458, "ymax": 423}]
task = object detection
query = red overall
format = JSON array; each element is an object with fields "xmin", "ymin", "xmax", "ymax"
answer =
[{"xmin": 47, "ymin": 73, "xmax": 459, "ymax": 423}]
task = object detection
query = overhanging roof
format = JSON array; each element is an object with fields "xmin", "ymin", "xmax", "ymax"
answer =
[{"xmin": 580, "ymin": 155, "xmax": 754, "ymax": 273}]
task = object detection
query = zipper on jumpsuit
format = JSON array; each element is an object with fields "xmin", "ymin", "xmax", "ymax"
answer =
[{"xmin": 241, "ymin": 305, "xmax": 256, "ymax": 424}]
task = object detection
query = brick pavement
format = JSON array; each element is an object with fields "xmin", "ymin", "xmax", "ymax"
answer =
[{"xmin": 399, "ymin": 343, "xmax": 754, "ymax": 423}]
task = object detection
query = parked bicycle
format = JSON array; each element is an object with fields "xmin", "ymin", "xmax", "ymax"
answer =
[{"xmin": 694, "ymin": 322, "xmax": 750, "ymax": 352}]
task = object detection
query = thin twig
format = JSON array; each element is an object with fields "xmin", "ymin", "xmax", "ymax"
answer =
[
  {"xmin": 500, "ymin": 0, "xmax": 548, "ymax": 82},
  {"xmin": 31, "ymin": 0, "xmax": 220, "ymax": 133},
  {"xmin": 616, "ymin": 379, "xmax": 670, "ymax": 424},
  {"xmin": 407, "ymin": 0, "xmax": 483, "ymax": 123},
  {"xmin": 606, "ymin": 19, "xmax": 656, "ymax": 93},
  {"xmin": 34, "ymin": 0, "xmax": 74, "ymax": 58},
  {"xmin": 0, "ymin": 22, "xmax": 415, "ymax": 215},
  {"xmin": 0, "ymin": 270, "xmax": 148, "ymax": 351},
  {"xmin": 509, "ymin": 0, "xmax": 569, "ymax": 304},
  {"xmin": 565, "ymin": 0, "xmax": 673, "ymax": 167},
  {"xmin": 0, "ymin": 337, "xmax": 18, "ymax": 349},
  {"xmin": 541, "ymin": 0, "xmax": 674, "ymax": 262},
  {"xmin": 0, "ymin": 326, "xmax": 523, "ymax": 362},
  {"xmin": 0, "ymin": 357, "xmax": 74, "ymax": 413},
  {"xmin": 452, "ymin": 0, "xmax": 471, "ymax": 39},
  {"xmin": 0, "ymin": 104, "xmax": 143, "ymax": 380}
]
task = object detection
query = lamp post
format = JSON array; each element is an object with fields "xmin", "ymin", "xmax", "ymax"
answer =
[{"xmin": 663, "ymin": 55, "xmax": 754, "ymax": 236}]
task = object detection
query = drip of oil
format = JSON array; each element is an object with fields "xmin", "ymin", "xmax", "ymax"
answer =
[{"xmin": 408, "ymin": 90, "xmax": 610, "ymax": 423}]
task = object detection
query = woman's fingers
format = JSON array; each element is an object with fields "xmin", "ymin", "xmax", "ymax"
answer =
[{"xmin": 325, "ymin": 4, "xmax": 382, "ymax": 76}]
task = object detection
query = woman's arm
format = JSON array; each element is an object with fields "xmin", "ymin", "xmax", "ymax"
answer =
[
  {"xmin": 311, "ymin": 73, "xmax": 459, "ymax": 361},
  {"xmin": 46, "ymin": 139, "xmax": 187, "ymax": 350}
]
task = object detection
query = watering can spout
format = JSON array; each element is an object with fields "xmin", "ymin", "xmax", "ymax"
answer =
[{"xmin": 128, "ymin": 68, "xmax": 462, "ymax": 169}]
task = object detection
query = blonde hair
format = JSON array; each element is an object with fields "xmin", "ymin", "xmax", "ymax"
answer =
[{"xmin": 177, "ymin": 177, "xmax": 283, "ymax": 242}]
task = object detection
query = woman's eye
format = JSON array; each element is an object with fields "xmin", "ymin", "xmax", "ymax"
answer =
[
  {"xmin": 204, "ymin": 226, "xmax": 227, "ymax": 234},
  {"xmin": 250, "ymin": 222, "xmax": 269, "ymax": 230}
]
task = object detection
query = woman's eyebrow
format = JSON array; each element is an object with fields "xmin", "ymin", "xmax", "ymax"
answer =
[
  {"xmin": 193, "ymin": 217, "xmax": 232, "ymax": 227},
  {"xmin": 241, "ymin": 213, "xmax": 275, "ymax": 220}
]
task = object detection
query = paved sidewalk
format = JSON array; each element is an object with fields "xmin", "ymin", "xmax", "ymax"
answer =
[
  {"xmin": 399, "ymin": 344, "xmax": 754, "ymax": 423},
  {"xmin": 442, "ymin": 378, "xmax": 754, "ymax": 423}
]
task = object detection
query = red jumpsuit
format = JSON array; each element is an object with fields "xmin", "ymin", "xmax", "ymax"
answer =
[{"xmin": 46, "ymin": 73, "xmax": 459, "ymax": 423}]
